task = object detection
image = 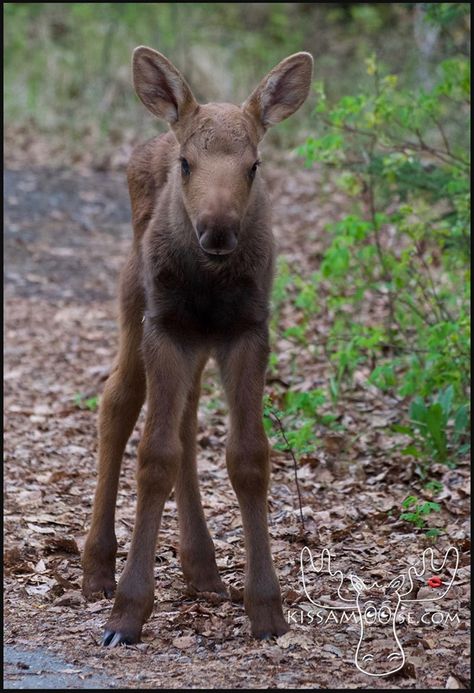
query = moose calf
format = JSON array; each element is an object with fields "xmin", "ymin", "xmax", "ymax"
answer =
[{"xmin": 82, "ymin": 46, "xmax": 313, "ymax": 645}]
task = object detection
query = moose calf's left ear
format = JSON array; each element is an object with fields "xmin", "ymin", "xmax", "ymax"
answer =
[{"xmin": 243, "ymin": 52, "xmax": 313, "ymax": 136}]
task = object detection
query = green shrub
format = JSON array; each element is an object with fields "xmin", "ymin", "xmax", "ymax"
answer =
[{"xmin": 266, "ymin": 8, "xmax": 470, "ymax": 478}]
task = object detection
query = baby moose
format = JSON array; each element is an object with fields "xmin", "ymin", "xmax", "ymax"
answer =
[{"xmin": 82, "ymin": 46, "xmax": 313, "ymax": 646}]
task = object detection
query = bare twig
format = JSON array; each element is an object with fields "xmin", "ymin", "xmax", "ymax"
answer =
[
  {"xmin": 266, "ymin": 403, "xmax": 306, "ymax": 534},
  {"xmin": 319, "ymin": 117, "xmax": 470, "ymax": 169},
  {"xmin": 412, "ymin": 246, "xmax": 455, "ymax": 322}
]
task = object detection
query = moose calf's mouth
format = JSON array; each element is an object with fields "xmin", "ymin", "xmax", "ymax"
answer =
[{"xmin": 200, "ymin": 244, "xmax": 237, "ymax": 257}]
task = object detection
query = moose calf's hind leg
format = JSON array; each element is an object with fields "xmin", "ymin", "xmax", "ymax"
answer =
[
  {"xmin": 175, "ymin": 361, "xmax": 226, "ymax": 595},
  {"xmin": 82, "ymin": 340, "xmax": 145, "ymax": 601}
]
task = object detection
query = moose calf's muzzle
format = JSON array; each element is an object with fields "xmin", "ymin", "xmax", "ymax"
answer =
[{"xmin": 196, "ymin": 214, "xmax": 240, "ymax": 256}]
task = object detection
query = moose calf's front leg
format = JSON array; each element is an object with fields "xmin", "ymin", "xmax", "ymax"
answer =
[
  {"xmin": 103, "ymin": 336, "xmax": 191, "ymax": 646},
  {"xmin": 226, "ymin": 435, "xmax": 288, "ymax": 638},
  {"xmin": 103, "ymin": 432, "xmax": 180, "ymax": 645},
  {"xmin": 218, "ymin": 334, "xmax": 289, "ymax": 639}
]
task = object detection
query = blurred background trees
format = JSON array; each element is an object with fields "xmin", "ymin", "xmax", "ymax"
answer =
[{"xmin": 4, "ymin": 3, "xmax": 471, "ymax": 148}]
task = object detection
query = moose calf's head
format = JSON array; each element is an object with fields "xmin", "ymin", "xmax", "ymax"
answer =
[{"xmin": 132, "ymin": 47, "xmax": 313, "ymax": 256}]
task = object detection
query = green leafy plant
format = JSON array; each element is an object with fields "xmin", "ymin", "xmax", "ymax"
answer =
[
  {"xmin": 264, "ymin": 393, "xmax": 318, "ymax": 457},
  {"xmin": 407, "ymin": 385, "xmax": 469, "ymax": 466},
  {"xmin": 292, "ymin": 14, "xmax": 470, "ymax": 472},
  {"xmin": 424, "ymin": 479, "xmax": 444, "ymax": 494},
  {"xmin": 74, "ymin": 393, "xmax": 99, "ymax": 412},
  {"xmin": 400, "ymin": 495, "xmax": 442, "ymax": 536},
  {"xmin": 264, "ymin": 7, "xmax": 469, "ymax": 498}
]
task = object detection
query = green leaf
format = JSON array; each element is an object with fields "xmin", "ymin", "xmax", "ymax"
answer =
[
  {"xmin": 410, "ymin": 397, "xmax": 428, "ymax": 426},
  {"xmin": 401, "ymin": 445, "xmax": 423, "ymax": 458},
  {"xmin": 424, "ymin": 479, "xmax": 443, "ymax": 494},
  {"xmin": 400, "ymin": 512, "xmax": 425, "ymax": 528},
  {"xmin": 425, "ymin": 528, "xmax": 442, "ymax": 538},
  {"xmin": 283, "ymin": 325, "xmax": 307, "ymax": 343},
  {"xmin": 85, "ymin": 396, "xmax": 98, "ymax": 411},
  {"xmin": 400, "ymin": 512, "xmax": 417, "ymax": 521},
  {"xmin": 454, "ymin": 404, "xmax": 469, "ymax": 435},
  {"xmin": 329, "ymin": 376, "xmax": 339, "ymax": 402},
  {"xmin": 419, "ymin": 501, "xmax": 441, "ymax": 515},
  {"xmin": 74, "ymin": 392, "xmax": 98, "ymax": 411},
  {"xmin": 426, "ymin": 403, "xmax": 447, "ymax": 460},
  {"xmin": 391, "ymin": 424, "xmax": 412, "ymax": 434},
  {"xmin": 437, "ymin": 385, "xmax": 454, "ymax": 418}
]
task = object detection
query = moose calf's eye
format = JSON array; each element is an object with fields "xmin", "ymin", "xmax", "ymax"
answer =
[
  {"xmin": 249, "ymin": 160, "xmax": 261, "ymax": 182},
  {"xmin": 180, "ymin": 157, "xmax": 191, "ymax": 177}
]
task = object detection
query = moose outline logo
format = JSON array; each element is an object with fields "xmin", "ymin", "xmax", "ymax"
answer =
[{"xmin": 300, "ymin": 546, "xmax": 460, "ymax": 677}]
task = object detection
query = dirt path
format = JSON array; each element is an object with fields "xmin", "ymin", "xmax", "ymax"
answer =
[
  {"xmin": 4, "ymin": 645, "xmax": 111, "ymax": 689},
  {"xmin": 4, "ymin": 165, "xmax": 470, "ymax": 689}
]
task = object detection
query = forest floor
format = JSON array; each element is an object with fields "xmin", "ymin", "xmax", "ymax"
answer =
[{"xmin": 3, "ymin": 140, "xmax": 470, "ymax": 689}]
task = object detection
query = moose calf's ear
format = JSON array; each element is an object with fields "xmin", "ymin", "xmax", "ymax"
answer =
[
  {"xmin": 132, "ymin": 46, "xmax": 199, "ymax": 127},
  {"xmin": 243, "ymin": 52, "xmax": 313, "ymax": 136}
]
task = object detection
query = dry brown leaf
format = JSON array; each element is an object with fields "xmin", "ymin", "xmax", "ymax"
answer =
[
  {"xmin": 172, "ymin": 635, "xmax": 196, "ymax": 649},
  {"xmin": 44, "ymin": 536, "xmax": 80, "ymax": 555}
]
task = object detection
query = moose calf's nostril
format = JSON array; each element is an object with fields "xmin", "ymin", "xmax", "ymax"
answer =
[{"xmin": 196, "ymin": 220, "xmax": 206, "ymax": 240}]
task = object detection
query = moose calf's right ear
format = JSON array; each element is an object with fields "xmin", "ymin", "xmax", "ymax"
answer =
[
  {"xmin": 132, "ymin": 46, "xmax": 198, "ymax": 126},
  {"xmin": 243, "ymin": 52, "xmax": 313, "ymax": 136}
]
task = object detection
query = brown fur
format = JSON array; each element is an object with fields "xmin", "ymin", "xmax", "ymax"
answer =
[{"xmin": 82, "ymin": 47, "xmax": 313, "ymax": 645}]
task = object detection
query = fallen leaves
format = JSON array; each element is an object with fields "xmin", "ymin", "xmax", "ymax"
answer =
[
  {"xmin": 4, "ymin": 547, "xmax": 36, "ymax": 575},
  {"xmin": 44, "ymin": 537, "xmax": 80, "ymax": 556},
  {"xmin": 172, "ymin": 635, "xmax": 196, "ymax": 649},
  {"xmin": 277, "ymin": 630, "xmax": 313, "ymax": 650}
]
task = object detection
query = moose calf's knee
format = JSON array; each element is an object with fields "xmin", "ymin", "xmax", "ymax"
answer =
[
  {"xmin": 102, "ymin": 370, "xmax": 144, "ymax": 414},
  {"xmin": 227, "ymin": 440, "xmax": 270, "ymax": 495},
  {"xmin": 137, "ymin": 440, "xmax": 181, "ymax": 492}
]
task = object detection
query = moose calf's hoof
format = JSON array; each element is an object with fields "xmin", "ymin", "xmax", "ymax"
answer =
[
  {"xmin": 186, "ymin": 576, "xmax": 228, "ymax": 597},
  {"xmin": 248, "ymin": 599, "xmax": 290, "ymax": 640},
  {"xmin": 82, "ymin": 573, "xmax": 116, "ymax": 601},
  {"xmin": 102, "ymin": 629, "xmax": 137, "ymax": 647},
  {"xmin": 252, "ymin": 617, "xmax": 290, "ymax": 640}
]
